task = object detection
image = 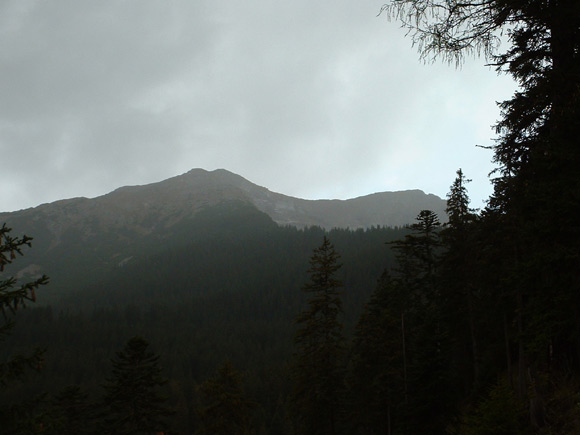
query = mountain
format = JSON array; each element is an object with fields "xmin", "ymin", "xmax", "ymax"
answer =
[
  {"xmin": 1, "ymin": 168, "xmax": 446, "ymax": 232},
  {"xmin": 190, "ymin": 168, "xmax": 447, "ymax": 229},
  {"xmin": 0, "ymin": 168, "xmax": 446, "ymax": 301},
  {"xmin": 222, "ymin": 169, "xmax": 447, "ymax": 229}
]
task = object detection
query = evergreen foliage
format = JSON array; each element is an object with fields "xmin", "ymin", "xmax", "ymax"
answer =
[
  {"xmin": 195, "ymin": 361, "xmax": 255, "ymax": 435},
  {"xmin": 382, "ymin": 0, "xmax": 580, "ymax": 430},
  {"xmin": 100, "ymin": 336, "xmax": 171, "ymax": 434},
  {"xmin": 348, "ymin": 270, "xmax": 404, "ymax": 434},
  {"xmin": 0, "ymin": 222, "xmax": 402, "ymax": 433},
  {"xmin": 459, "ymin": 381, "xmax": 530, "ymax": 435},
  {"xmin": 0, "ymin": 224, "xmax": 49, "ymax": 434},
  {"xmin": 0, "ymin": 224, "xmax": 49, "ymax": 386},
  {"xmin": 439, "ymin": 170, "xmax": 482, "ymax": 396},
  {"xmin": 290, "ymin": 236, "xmax": 346, "ymax": 435},
  {"xmin": 391, "ymin": 209, "xmax": 441, "ymax": 298},
  {"xmin": 393, "ymin": 211, "xmax": 452, "ymax": 433},
  {"xmin": 51, "ymin": 385, "xmax": 93, "ymax": 435}
]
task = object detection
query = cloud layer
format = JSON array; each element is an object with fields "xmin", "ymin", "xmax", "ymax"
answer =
[{"xmin": 1, "ymin": 0, "xmax": 515, "ymax": 212}]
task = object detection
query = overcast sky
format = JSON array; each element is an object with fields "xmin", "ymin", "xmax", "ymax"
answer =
[{"xmin": 1, "ymin": 0, "xmax": 516, "ymax": 213}]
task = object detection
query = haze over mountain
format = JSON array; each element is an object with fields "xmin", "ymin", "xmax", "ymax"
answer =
[
  {"xmin": 3, "ymin": 168, "xmax": 446, "ymax": 230},
  {"xmin": 0, "ymin": 168, "xmax": 445, "ymax": 302}
]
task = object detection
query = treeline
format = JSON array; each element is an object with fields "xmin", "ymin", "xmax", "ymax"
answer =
[{"xmin": 1, "ymin": 221, "xmax": 407, "ymax": 433}]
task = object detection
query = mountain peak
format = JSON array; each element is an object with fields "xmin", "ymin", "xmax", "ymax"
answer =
[{"xmin": 1, "ymin": 169, "xmax": 447, "ymax": 233}]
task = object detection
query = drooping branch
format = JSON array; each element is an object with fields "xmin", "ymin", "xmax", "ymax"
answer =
[{"xmin": 379, "ymin": 0, "xmax": 519, "ymax": 65}]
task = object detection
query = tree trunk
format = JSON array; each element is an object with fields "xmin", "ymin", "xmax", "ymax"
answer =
[
  {"xmin": 401, "ymin": 311, "xmax": 408, "ymax": 403},
  {"xmin": 504, "ymin": 311, "xmax": 513, "ymax": 389},
  {"xmin": 468, "ymin": 290, "xmax": 479, "ymax": 392}
]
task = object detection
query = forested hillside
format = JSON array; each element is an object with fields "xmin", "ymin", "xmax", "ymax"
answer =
[{"xmin": 0, "ymin": 202, "xmax": 406, "ymax": 433}]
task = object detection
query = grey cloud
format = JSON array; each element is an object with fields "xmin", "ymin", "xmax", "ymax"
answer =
[{"xmin": 0, "ymin": 0, "xmax": 515, "ymax": 212}]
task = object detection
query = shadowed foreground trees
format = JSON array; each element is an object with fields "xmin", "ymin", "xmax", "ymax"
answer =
[
  {"xmin": 348, "ymin": 270, "xmax": 404, "ymax": 435},
  {"xmin": 50, "ymin": 385, "xmax": 94, "ymax": 435},
  {"xmin": 290, "ymin": 236, "xmax": 346, "ymax": 435},
  {"xmin": 388, "ymin": 210, "xmax": 451, "ymax": 433},
  {"xmin": 195, "ymin": 361, "xmax": 255, "ymax": 435},
  {"xmin": 0, "ymin": 224, "xmax": 49, "ymax": 433},
  {"xmin": 0, "ymin": 224, "xmax": 49, "ymax": 387},
  {"xmin": 382, "ymin": 0, "xmax": 580, "ymax": 430},
  {"xmin": 0, "ymin": 223, "xmax": 403, "ymax": 433},
  {"xmin": 100, "ymin": 336, "xmax": 172, "ymax": 434}
]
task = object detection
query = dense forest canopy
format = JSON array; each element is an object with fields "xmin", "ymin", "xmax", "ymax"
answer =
[{"xmin": 1, "ymin": 212, "xmax": 407, "ymax": 433}]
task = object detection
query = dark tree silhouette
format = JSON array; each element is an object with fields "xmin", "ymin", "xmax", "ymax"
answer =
[
  {"xmin": 51, "ymin": 385, "xmax": 94, "ymax": 435},
  {"xmin": 349, "ymin": 270, "xmax": 404, "ymax": 435},
  {"xmin": 290, "ymin": 236, "xmax": 346, "ymax": 435},
  {"xmin": 383, "ymin": 1, "xmax": 580, "ymax": 429},
  {"xmin": 195, "ymin": 361, "xmax": 255, "ymax": 435},
  {"xmin": 0, "ymin": 223, "xmax": 49, "ymax": 386},
  {"xmin": 100, "ymin": 336, "xmax": 171, "ymax": 435},
  {"xmin": 439, "ymin": 169, "xmax": 482, "ymax": 394}
]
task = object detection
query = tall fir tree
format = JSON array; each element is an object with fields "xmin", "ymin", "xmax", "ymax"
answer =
[
  {"xmin": 51, "ymin": 385, "xmax": 94, "ymax": 435},
  {"xmin": 348, "ymin": 270, "xmax": 404, "ymax": 435},
  {"xmin": 389, "ymin": 210, "xmax": 451, "ymax": 433},
  {"xmin": 195, "ymin": 361, "xmax": 255, "ymax": 435},
  {"xmin": 391, "ymin": 209, "xmax": 441, "ymax": 301},
  {"xmin": 439, "ymin": 169, "xmax": 482, "ymax": 396},
  {"xmin": 100, "ymin": 336, "xmax": 171, "ymax": 435},
  {"xmin": 290, "ymin": 236, "xmax": 345, "ymax": 435}
]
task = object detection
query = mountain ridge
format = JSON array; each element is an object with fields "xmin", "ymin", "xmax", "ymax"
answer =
[
  {"xmin": 0, "ymin": 168, "xmax": 447, "ymax": 302},
  {"xmin": 2, "ymin": 168, "xmax": 446, "ymax": 230}
]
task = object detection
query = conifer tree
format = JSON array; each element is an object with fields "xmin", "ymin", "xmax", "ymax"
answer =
[
  {"xmin": 51, "ymin": 385, "xmax": 94, "ymax": 435},
  {"xmin": 391, "ymin": 209, "xmax": 441, "ymax": 301},
  {"xmin": 440, "ymin": 169, "xmax": 481, "ymax": 395},
  {"xmin": 100, "ymin": 336, "xmax": 171, "ymax": 435},
  {"xmin": 290, "ymin": 236, "xmax": 345, "ymax": 435},
  {"xmin": 348, "ymin": 270, "xmax": 404, "ymax": 435},
  {"xmin": 445, "ymin": 169, "xmax": 476, "ymax": 231},
  {"xmin": 0, "ymin": 223, "xmax": 49, "ymax": 386},
  {"xmin": 389, "ymin": 211, "xmax": 451, "ymax": 433},
  {"xmin": 0, "ymin": 224, "xmax": 48, "ymax": 433},
  {"xmin": 195, "ymin": 361, "xmax": 255, "ymax": 435}
]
